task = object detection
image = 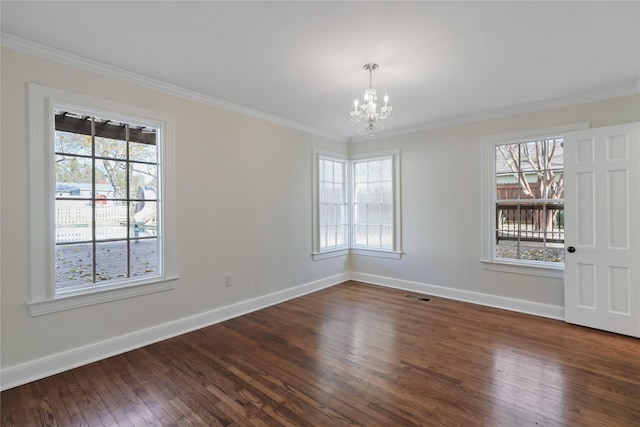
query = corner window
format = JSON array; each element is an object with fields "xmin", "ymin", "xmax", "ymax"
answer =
[
  {"xmin": 28, "ymin": 84, "xmax": 178, "ymax": 315},
  {"xmin": 318, "ymin": 157, "xmax": 348, "ymax": 251},
  {"xmin": 352, "ymin": 157, "xmax": 394, "ymax": 250},
  {"xmin": 313, "ymin": 149, "xmax": 401, "ymax": 260}
]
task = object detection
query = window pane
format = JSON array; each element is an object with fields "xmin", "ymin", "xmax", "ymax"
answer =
[
  {"xmin": 55, "ymin": 130, "xmax": 91, "ymax": 156},
  {"xmin": 381, "ymin": 159, "xmax": 392, "ymax": 181},
  {"xmin": 323, "ymin": 160, "xmax": 333, "ymax": 182},
  {"xmin": 95, "ymin": 240, "xmax": 128, "ymax": 281},
  {"xmin": 55, "ymin": 155, "xmax": 93, "ymax": 195},
  {"xmin": 355, "ymin": 225, "xmax": 367, "ymax": 245},
  {"xmin": 133, "ymin": 198, "xmax": 157, "ymax": 229},
  {"xmin": 368, "ymin": 161, "xmax": 381, "ymax": 182},
  {"xmin": 326, "ymin": 204, "xmax": 336, "ymax": 225},
  {"xmin": 131, "ymin": 238, "xmax": 159, "ymax": 278},
  {"xmin": 326, "ymin": 225, "xmax": 337, "ymax": 247},
  {"xmin": 381, "ymin": 226, "xmax": 393, "ymax": 248},
  {"xmin": 334, "ymin": 162, "xmax": 344, "ymax": 183},
  {"xmin": 354, "ymin": 203, "xmax": 367, "ymax": 224},
  {"xmin": 56, "ymin": 199, "xmax": 92, "ymax": 243},
  {"xmin": 95, "ymin": 159, "xmax": 127, "ymax": 199},
  {"xmin": 130, "ymin": 163, "xmax": 158, "ymax": 200},
  {"xmin": 355, "ymin": 183, "xmax": 367, "ymax": 203},
  {"xmin": 381, "ymin": 182, "xmax": 393, "ymax": 203},
  {"xmin": 337, "ymin": 204, "xmax": 347, "ymax": 225},
  {"xmin": 333, "ymin": 183, "xmax": 343, "ymax": 203},
  {"xmin": 129, "ymin": 141, "xmax": 157, "ymax": 163},
  {"xmin": 354, "ymin": 162, "xmax": 367, "ymax": 183},
  {"xmin": 95, "ymin": 136, "xmax": 127, "ymax": 160},
  {"xmin": 367, "ymin": 225, "xmax": 381, "ymax": 246},
  {"xmin": 544, "ymin": 244, "xmax": 565, "ymax": 263},
  {"xmin": 495, "ymin": 144, "xmax": 520, "ymax": 174},
  {"xmin": 380, "ymin": 203, "xmax": 393, "ymax": 225},
  {"xmin": 519, "ymin": 141, "xmax": 541, "ymax": 172},
  {"xmin": 95, "ymin": 202, "xmax": 128, "ymax": 241},
  {"xmin": 55, "ymin": 242, "xmax": 93, "ymax": 289},
  {"xmin": 336, "ymin": 225, "xmax": 346, "ymax": 246},
  {"xmin": 368, "ymin": 183, "xmax": 381, "ymax": 203}
]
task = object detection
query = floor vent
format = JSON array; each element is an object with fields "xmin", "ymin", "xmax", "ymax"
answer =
[{"xmin": 403, "ymin": 294, "xmax": 433, "ymax": 303}]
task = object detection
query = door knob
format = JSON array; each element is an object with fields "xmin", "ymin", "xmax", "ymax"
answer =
[{"xmin": 567, "ymin": 246, "xmax": 576, "ymax": 253}]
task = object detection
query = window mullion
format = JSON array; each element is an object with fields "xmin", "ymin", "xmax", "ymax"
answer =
[
  {"xmin": 91, "ymin": 116, "xmax": 97, "ymax": 283},
  {"xmin": 126, "ymin": 124, "xmax": 131, "ymax": 279}
]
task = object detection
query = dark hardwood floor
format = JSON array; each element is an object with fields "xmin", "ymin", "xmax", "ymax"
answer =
[{"xmin": 2, "ymin": 281, "xmax": 639, "ymax": 426}]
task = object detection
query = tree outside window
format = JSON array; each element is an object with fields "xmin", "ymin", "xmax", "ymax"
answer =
[{"xmin": 495, "ymin": 137, "xmax": 564, "ymax": 263}]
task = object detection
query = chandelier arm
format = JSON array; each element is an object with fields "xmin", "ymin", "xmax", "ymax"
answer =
[{"xmin": 351, "ymin": 63, "xmax": 391, "ymax": 137}]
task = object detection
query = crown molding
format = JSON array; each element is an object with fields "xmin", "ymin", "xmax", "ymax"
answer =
[
  {"xmin": 349, "ymin": 85, "xmax": 640, "ymax": 143},
  {"xmin": 1, "ymin": 33, "xmax": 347, "ymax": 143},
  {"xmin": 4, "ymin": 33, "xmax": 636, "ymax": 146}
]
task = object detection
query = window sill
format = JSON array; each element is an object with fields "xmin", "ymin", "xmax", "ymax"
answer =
[
  {"xmin": 28, "ymin": 276, "xmax": 178, "ymax": 316},
  {"xmin": 312, "ymin": 248, "xmax": 403, "ymax": 260},
  {"xmin": 351, "ymin": 248, "xmax": 402, "ymax": 259},
  {"xmin": 312, "ymin": 248, "xmax": 349, "ymax": 260},
  {"xmin": 481, "ymin": 259, "xmax": 564, "ymax": 278}
]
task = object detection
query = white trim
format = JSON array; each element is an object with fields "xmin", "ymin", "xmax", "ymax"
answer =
[
  {"xmin": 481, "ymin": 260, "xmax": 564, "ymax": 279},
  {"xmin": 350, "ymin": 249, "xmax": 402, "ymax": 259},
  {"xmin": 349, "ymin": 86, "xmax": 639, "ymax": 143},
  {"xmin": 2, "ymin": 33, "xmax": 345, "ymax": 143},
  {"xmin": 312, "ymin": 248, "xmax": 402, "ymax": 260},
  {"xmin": 351, "ymin": 149, "xmax": 402, "ymax": 254},
  {"xmin": 28, "ymin": 83, "xmax": 179, "ymax": 312},
  {"xmin": 480, "ymin": 122, "xmax": 590, "ymax": 275},
  {"xmin": 1, "ymin": 273, "xmax": 349, "ymax": 391},
  {"xmin": 1, "ymin": 270, "xmax": 570, "ymax": 391},
  {"xmin": 351, "ymin": 272, "xmax": 564, "ymax": 320},
  {"xmin": 312, "ymin": 248, "xmax": 349, "ymax": 260},
  {"xmin": 6, "ymin": 34, "xmax": 635, "ymax": 146},
  {"xmin": 312, "ymin": 149, "xmax": 350, "ymax": 254},
  {"xmin": 29, "ymin": 277, "xmax": 178, "ymax": 316}
]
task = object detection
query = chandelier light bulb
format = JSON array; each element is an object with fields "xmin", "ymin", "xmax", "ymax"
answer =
[{"xmin": 349, "ymin": 63, "xmax": 393, "ymax": 138}]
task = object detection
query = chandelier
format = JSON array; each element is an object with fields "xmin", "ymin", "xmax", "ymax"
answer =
[{"xmin": 350, "ymin": 63, "xmax": 393, "ymax": 137}]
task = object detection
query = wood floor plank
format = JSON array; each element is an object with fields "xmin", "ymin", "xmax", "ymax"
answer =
[{"xmin": 2, "ymin": 281, "xmax": 639, "ymax": 426}]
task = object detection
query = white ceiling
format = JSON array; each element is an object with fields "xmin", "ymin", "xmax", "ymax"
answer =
[{"xmin": 2, "ymin": 1, "xmax": 639, "ymax": 141}]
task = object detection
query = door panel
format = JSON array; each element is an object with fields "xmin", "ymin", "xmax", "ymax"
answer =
[{"xmin": 564, "ymin": 122, "xmax": 640, "ymax": 337}]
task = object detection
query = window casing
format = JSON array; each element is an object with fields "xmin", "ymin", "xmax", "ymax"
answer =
[
  {"xmin": 313, "ymin": 149, "xmax": 401, "ymax": 260},
  {"xmin": 28, "ymin": 84, "xmax": 177, "ymax": 315},
  {"xmin": 481, "ymin": 123, "xmax": 588, "ymax": 277}
]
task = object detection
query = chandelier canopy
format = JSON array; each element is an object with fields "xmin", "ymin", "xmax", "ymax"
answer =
[{"xmin": 350, "ymin": 63, "xmax": 393, "ymax": 137}]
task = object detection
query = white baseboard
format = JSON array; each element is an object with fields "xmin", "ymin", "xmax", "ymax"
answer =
[
  {"xmin": 350, "ymin": 272, "xmax": 565, "ymax": 320},
  {"xmin": 0, "ymin": 272, "xmax": 349, "ymax": 391},
  {"xmin": 1, "ymin": 271, "xmax": 564, "ymax": 391}
]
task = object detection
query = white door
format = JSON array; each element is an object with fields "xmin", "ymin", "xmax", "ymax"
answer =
[{"xmin": 564, "ymin": 122, "xmax": 640, "ymax": 337}]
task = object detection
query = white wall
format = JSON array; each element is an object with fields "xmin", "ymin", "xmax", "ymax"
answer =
[
  {"xmin": 349, "ymin": 94, "xmax": 640, "ymax": 307},
  {"xmin": 2, "ymin": 46, "xmax": 639, "ymax": 388},
  {"xmin": 0, "ymin": 48, "xmax": 349, "ymax": 378}
]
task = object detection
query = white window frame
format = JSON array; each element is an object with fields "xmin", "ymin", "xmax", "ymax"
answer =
[
  {"xmin": 28, "ymin": 83, "xmax": 178, "ymax": 316},
  {"xmin": 480, "ymin": 122, "xmax": 588, "ymax": 278},
  {"xmin": 312, "ymin": 148, "xmax": 402, "ymax": 260},
  {"xmin": 315, "ymin": 153, "xmax": 350, "ymax": 255}
]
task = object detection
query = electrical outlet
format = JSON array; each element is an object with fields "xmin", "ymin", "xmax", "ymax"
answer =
[{"xmin": 226, "ymin": 274, "xmax": 233, "ymax": 286}]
